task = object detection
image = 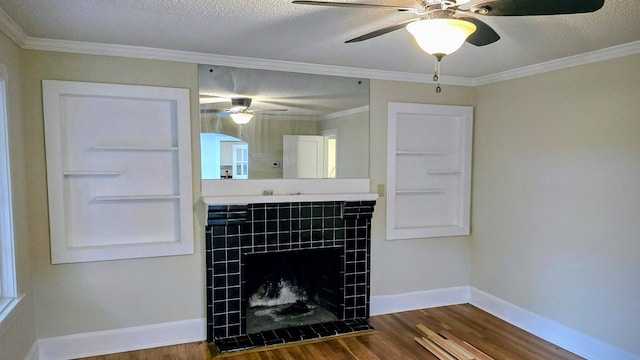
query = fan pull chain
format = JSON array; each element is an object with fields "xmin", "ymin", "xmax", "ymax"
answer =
[{"xmin": 433, "ymin": 57, "xmax": 442, "ymax": 93}]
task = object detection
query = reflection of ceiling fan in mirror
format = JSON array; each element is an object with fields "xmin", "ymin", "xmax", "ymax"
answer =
[
  {"xmin": 293, "ymin": 0, "xmax": 604, "ymax": 92},
  {"xmin": 200, "ymin": 97, "xmax": 287, "ymax": 124}
]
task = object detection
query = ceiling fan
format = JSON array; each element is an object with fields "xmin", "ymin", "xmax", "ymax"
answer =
[
  {"xmin": 292, "ymin": 0, "xmax": 605, "ymax": 92},
  {"xmin": 200, "ymin": 97, "xmax": 287, "ymax": 124}
]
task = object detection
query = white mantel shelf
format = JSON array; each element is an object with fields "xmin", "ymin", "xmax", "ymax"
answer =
[
  {"xmin": 202, "ymin": 192, "xmax": 378, "ymax": 206},
  {"xmin": 200, "ymin": 178, "xmax": 378, "ymax": 205}
]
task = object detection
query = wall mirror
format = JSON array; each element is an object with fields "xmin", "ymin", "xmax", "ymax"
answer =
[{"xmin": 199, "ymin": 65, "xmax": 370, "ymax": 180}]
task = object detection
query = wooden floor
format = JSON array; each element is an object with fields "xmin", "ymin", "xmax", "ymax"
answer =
[{"xmin": 80, "ymin": 304, "xmax": 584, "ymax": 360}]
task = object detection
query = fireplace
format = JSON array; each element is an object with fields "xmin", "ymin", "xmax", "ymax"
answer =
[{"xmin": 205, "ymin": 200, "xmax": 376, "ymax": 353}]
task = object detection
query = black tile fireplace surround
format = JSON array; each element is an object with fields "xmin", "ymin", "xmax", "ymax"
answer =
[{"xmin": 205, "ymin": 200, "xmax": 376, "ymax": 353}]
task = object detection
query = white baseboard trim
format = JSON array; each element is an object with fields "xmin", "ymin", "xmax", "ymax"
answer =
[
  {"xmin": 29, "ymin": 289, "xmax": 638, "ymax": 360},
  {"xmin": 36, "ymin": 318, "xmax": 206, "ymax": 360},
  {"xmin": 25, "ymin": 341, "xmax": 39, "ymax": 360},
  {"xmin": 469, "ymin": 288, "xmax": 639, "ymax": 360},
  {"xmin": 370, "ymin": 286, "xmax": 470, "ymax": 316}
]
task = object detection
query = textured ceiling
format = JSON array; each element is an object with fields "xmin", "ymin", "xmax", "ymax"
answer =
[{"xmin": 0, "ymin": 0, "xmax": 638, "ymax": 78}]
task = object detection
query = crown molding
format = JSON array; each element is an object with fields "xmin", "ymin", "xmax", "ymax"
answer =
[
  {"xmin": 474, "ymin": 40, "xmax": 640, "ymax": 86},
  {"xmin": 21, "ymin": 37, "xmax": 473, "ymax": 86},
  {"xmin": 0, "ymin": 6, "xmax": 27, "ymax": 47},
  {"xmin": 0, "ymin": 11, "xmax": 637, "ymax": 88},
  {"xmin": 323, "ymin": 105, "xmax": 370, "ymax": 120}
]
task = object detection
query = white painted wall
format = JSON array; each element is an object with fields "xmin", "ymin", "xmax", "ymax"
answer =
[{"xmin": 472, "ymin": 54, "xmax": 640, "ymax": 356}]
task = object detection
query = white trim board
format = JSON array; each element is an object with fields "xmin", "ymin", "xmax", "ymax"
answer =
[
  {"xmin": 37, "ymin": 318, "xmax": 206, "ymax": 360},
  {"xmin": 20, "ymin": 37, "xmax": 640, "ymax": 87},
  {"xmin": 371, "ymin": 286, "xmax": 639, "ymax": 360},
  {"xmin": 25, "ymin": 342, "xmax": 39, "ymax": 360},
  {"xmin": 474, "ymin": 41, "xmax": 640, "ymax": 86},
  {"xmin": 370, "ymin": 286, "xmax": 469, "ymax": 316}
]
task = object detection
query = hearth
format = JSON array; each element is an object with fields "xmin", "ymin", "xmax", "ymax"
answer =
[{"xmin": 205, "ymin": 200, "xmax": 376, "ymax": 353}]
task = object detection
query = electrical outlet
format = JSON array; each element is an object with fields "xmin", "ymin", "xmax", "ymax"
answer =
[{"xmin": 377, "ymin": 184, "xmax": 385, "ymax": 197}]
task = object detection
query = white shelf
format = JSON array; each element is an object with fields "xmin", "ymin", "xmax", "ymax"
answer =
[
  {"xmin": 90, "ymin": 146, "xmax": 178, "ymax": 151},
  {"xmin": 94, "ymin": 194, "xmax": 180, "ymax": 201},
  {"xmin": 395, "ymin": 189, "xmax": 446, "ymax": 195},
  {"xmin": 425, "ymin": 170, "xmax": 463, "ymax": 175},
  {"xmin": 396, "ymin": 151, "xmax": 446, "ymax": 156},
  {"xmin": 63, "ymin": 171, "xmax": 124, "ymax": 176},
  {"xmin": 202, "ymin": 192, "xmax": 377, "ymax": 206}
]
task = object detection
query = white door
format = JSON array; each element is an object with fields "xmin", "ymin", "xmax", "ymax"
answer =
[{"xmin": 283, "ymin": 135, "xmax": 325, "ymax": 178}]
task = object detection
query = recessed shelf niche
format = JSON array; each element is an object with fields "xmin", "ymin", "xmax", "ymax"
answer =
[
  {"xmin": 386, "ymin": 102, "xmax": 473, "ymax": 239},
  {"xmin": 43, "ymin": 80, "xmax": 193, "ymax": 264}
]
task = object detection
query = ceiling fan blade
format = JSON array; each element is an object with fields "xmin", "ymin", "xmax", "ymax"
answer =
[
  {"xmin": 470, "ymin": 0, "xmax": 604, "ymax": 16},
  {"xmin": 346, "ymin": 18, "xmax": 420, "ymax": 43},
  {"xmin": 456, "ymin": 16, "xmax": 500, "ymax": 46},
  {"xmin": 292, "ymin": 0, "xmax": 417, "ymax": 12},
  {"xmin": 199, "ymin": 96, "xmax": 231, "ymax": 105}
]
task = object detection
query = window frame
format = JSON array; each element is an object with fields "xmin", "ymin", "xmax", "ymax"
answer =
[{"xmin": 0, "ymin": 62, "xmax": 17, "ymax": 317}]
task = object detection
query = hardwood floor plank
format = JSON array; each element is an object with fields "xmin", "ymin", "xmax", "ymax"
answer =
[
  {"xmin": 336, "ymin": 337, "xmax": 382, "ymax": 360},
  {"xmin": 368, "ymin": 314, "xmax": 434, "ymax": 358},
  {"xmin": 77, "ymin": 305, "xmax": 584, "ymax": 360}
]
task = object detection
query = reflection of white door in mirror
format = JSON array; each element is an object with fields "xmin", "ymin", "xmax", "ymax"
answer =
[
  {"xmin": 283, "ymin": 135, "xmax": 325, "ymax": 179},
  {"xmin": 201, "ymin": 133, "xmax": 248, "ymax": 179}
]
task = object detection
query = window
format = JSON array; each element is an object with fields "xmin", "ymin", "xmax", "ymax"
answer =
[
  {"xmin": 232, "ymin": 143, "xmax": 249, "ymax": 179},
  {"xmin": 0, "ymin": 63, "xmax": 17, "ymax": 315}
]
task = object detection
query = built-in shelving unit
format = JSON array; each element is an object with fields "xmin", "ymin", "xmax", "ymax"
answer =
[
  {"xmin": 43, "ymin": 80, "xmax": 193, "ymax": 264},
  {"xmin": 386, "ymin": 102, "xmax": 473, "ymax": 239}
]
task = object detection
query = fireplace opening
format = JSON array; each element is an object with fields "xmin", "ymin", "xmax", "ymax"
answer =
[{"xmin": 244, "ymin": 247, "xmax": 342, "ymax": 334}]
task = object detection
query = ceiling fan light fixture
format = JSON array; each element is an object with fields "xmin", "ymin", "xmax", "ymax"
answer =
[
  {"xmin": 407, "ymin": 18, "xmax": 476, "ymax": 57},
  {"xmin": 230, "ymin": 112, "xmax": 254, "ymax": 125}
]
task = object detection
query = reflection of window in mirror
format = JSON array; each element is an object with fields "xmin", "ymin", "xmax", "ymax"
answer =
[
  {"xmin": 233, "ymin": 144, "xmax": 248, "ymax": 179},
  {"xmin": 201, "ymin": 133, "xmax": 248, "ymax": 179}
]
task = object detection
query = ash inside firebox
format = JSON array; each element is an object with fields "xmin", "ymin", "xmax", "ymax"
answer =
[{"xmin": 246, "ymin": 278, "xmax": 338, "ymax": 334}]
